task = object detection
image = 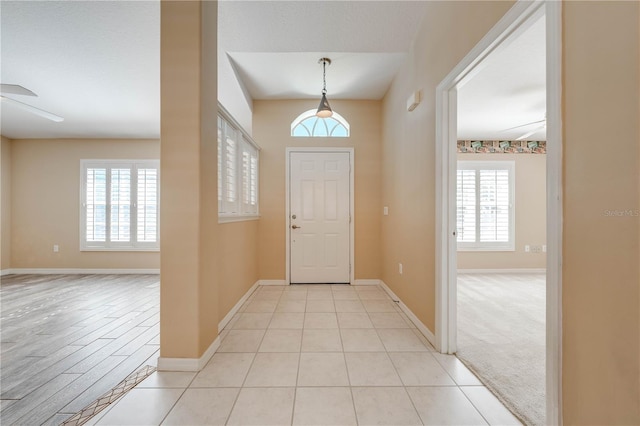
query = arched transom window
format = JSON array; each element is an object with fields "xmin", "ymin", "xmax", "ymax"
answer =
[{"xmin": 291, "ymin": 109, "xmax": 350, "ymax": 137}]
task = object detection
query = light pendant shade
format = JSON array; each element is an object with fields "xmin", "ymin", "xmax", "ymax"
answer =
[
  {"xmin": 316, "ymin": 92, "xmax": 333, "ymax": 118},
  {"xmin": 316, "ymin": 57, "xmax": 333, "ymax": 118}
]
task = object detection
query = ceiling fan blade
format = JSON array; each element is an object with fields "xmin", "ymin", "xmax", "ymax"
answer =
[
  {"xmin": 0, "ymin": 84, "xmax": 37, "ymax": 97},
  {"xmin": 502, "ymin": 119, "xmax": 546, "ymax": 132},
  {"xmin": 1, "ymin": 96, "xmax": 64, "ymax": 122},
  {"xmin": 516, "ymin": 124, "xmax": 546, "ymax": 140}
]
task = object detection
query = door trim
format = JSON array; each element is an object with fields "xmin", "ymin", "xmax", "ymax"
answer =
[
  {"xmin": 434, "ymin": 1, "xmax": 562, "ymax": 424},
  {"xmin": 285, "ymin": 147, "xmax": 355, "ymax": 285}
]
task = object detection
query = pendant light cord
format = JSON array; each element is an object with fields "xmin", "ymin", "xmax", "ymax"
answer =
[{"xmin": 322, "ymin": 59, "xmax": 327, "ymax": 95}]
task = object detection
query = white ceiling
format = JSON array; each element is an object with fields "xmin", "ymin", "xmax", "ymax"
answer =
[
  {"xmin": 457, "ymin": 14, "xmax": 546, "ymax": 141},
  {"xmin": 228, "ymin": 52, "xmax": 407, "ymax": 100},
  {"xmin": 0, "ymin": 1, "xmax": 160, "ymax": 140},
  {"xmin": 1, "ymin": 1, "xmax": 545, "ymax": 141},
  {"xmin": 218, "ymin": 1, "xmax": 429, "ymax": 101}
]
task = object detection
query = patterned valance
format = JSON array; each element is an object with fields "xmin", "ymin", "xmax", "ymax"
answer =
[{"xmin": 457, "ymin": 140, "xmax": 546, "ymax": 154}]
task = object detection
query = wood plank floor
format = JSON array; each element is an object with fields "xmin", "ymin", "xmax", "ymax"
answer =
[{"xmin": 0, "ymin": 274, "xmax": 160, "ymax": 425}]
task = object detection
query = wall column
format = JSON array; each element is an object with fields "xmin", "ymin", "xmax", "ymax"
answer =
[
  {"xmin": 159, "ymin": 1, "xmax": 219, "ymax": 365},
  {"xmin": 563, "ymin": 1, "xmax": 640, "ymax": 422}
]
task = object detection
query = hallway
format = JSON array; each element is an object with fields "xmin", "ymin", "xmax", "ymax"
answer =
[{"xmin": 91, "ymin": 284, "xmax": 521, "ymax": 425}]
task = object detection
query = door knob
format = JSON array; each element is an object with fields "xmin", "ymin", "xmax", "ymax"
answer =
[{"xmin": 292, "ymin": 225, "xmax": 301, "ymax": 229}]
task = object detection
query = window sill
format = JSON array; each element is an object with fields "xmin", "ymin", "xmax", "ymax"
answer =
[
  {"xmin": 218, "ymin": 215, "xmax": 260, "ymax": 224},
  {"xmin": 457, "ymin": 246, "xmax": 516, "ymax": 252}
]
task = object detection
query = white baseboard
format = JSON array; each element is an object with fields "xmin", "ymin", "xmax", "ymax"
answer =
[
  {"xmin": 1, "ymin": 268, "xmax": 160, "ymax": 275},
  {"xmin": 158, "ymin": 279, "xmax": 262, "ymax": 372},
  {"xmin": 1, "ymin": 269, "xmax": 14, "ymax": 276},
  {"xmin": 218, "ymin": 280, "xmax": 260, "ymax": 331},
  {"xmin": 378, "ymin": 280, "xmax": 436, "ymax": 347},
  {"xmin": 352, "ymin": 279, "xmax": 381, "ymax": 286},
  {"xmin": 457, "ymin": 268, "xmax": 546, "ymax": 274},
  {"xmin": 157, "ymin": 334, "xmax": 220, "ymax": 372},
  {"xmin": 259, "ymin": 279, "xmax": 287, "ymax": 286}
]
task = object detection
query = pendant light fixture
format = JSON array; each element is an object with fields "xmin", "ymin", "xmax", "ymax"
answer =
[{"xmin": 316, "ymin": 57, "xmax": 333, "ymax": 118}]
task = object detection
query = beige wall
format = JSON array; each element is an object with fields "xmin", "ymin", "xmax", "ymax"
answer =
[
  {"xmin": 381, "ymin": 1, "xmax": 515, "ymax": 332},
  {"xmin": 381, "ymin": 0, "xmax": 640, "ymax": 422},
  {"xmin": 218, "ymin": 220, "xmax": 259, "ymax": 319},
  {"xmin": 253, "ymin": 99, "xmax": 382, "ymax": 281},
  {"xmin": 160, "ymin": 1, "xmax": 258, "ymax": 360},
  {"xmin": 457, "ymin": 153, "xmax": 546, "ymax": 270},
  {"xmin": 1, "ymin": 136, "xmax": 12, "ymax": 270},
  {"xmin": 563, "ymin": 1, "xmax": 640, "ymax": 423},
  {"xmin": 9, "ymin": 139, "xmax": 159, "ymax": 270},
  {"xmin": 160, "ymin": 0, "xmax": 220, "ymax": 359}
]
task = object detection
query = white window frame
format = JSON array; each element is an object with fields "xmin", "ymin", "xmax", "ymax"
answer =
[
  {"xmin": 218, "ymin": 104, "xmax": 260, "ymax": 223},
  {"xmin": 457, "ymin": 160, "xmax": 515, "ymax": 251},
  {"xmin": 80, "ymin": 159, "xmax": 160, "ymax": 251}
]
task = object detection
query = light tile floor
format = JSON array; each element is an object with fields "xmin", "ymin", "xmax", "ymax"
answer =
[{"xmin": 90, "ymin": 285, "xmax": 522, "ymax": 425}]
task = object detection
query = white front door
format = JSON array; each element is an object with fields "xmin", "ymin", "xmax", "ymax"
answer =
[{"xmin": 289, "ymin": 151, "xmax": 351, "ymax": 283}]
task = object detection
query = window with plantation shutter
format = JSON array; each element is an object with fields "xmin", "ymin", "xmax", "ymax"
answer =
[
  {"xmin": 217, "ymin": 107, "xmax": 260, "ymax": 222},
  {"xmin": 110, "ymin": 168, "xmax": 131, "ymax": 242},
  {"xmin": 241, "ymin": 139, "xmax": 259, "ymax": 215},
  {"xmin": 224, "ymin": 127, "xmax": 238, "ymax": 211},
  {"xmin": 218, "ymin": 116, "xmax": 223, "ymax": 208},
  {"xmin": 81, "ymin": 160, "xmax": 159, "ymax": 251},
  {"xmin": 457, "ymin": 161, "xmax": 514, "ymax": 251},
  {"xmin": 85, "ymin": 168, "xmax": 107, "ymax": 243},
  {"xmin": 137, "ymin": 168, "xmax": 158, "ymax": 243}
]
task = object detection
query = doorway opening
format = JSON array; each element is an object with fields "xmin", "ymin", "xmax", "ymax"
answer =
[
  {"xmin": 455, "ymin": 10, "xmax": 547, "ymax": 425},
  {"xmin": 285, "ymin": 147, "xmax": 354, "ymax": 285},
  {"xmin": 435, "ymin": 1, "xmax": 562, "ymax": 425}
]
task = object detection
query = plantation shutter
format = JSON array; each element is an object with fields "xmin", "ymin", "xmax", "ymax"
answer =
[
  {"xmin": 110, "ymin": 168, "xmax": 131, "ymax": 242},
  {"xmin": 217, "ymin": 107, "xmax": 260, "ymax": 221},
  {"xmin": 479, "ymin": 169, "xmax": 510, "ymax": 242},
  {"xmin": 249, "ymin": 149, "xmax": 258, "ymax": 211},
  {"xmin": 137, "ymin": 167, "xmax": 158, "ymax": 243},
  {"xmin": 81, "ymin": 160, "xmax": 159, "ymax": 250},
  {"xmin": 217, "ymin": 116, "xmax": 223, "ymax": 210},
  {"xmin": 86, "ymin": 168, "xmax": 107, "ymax": 242},
  {"xmin": 242, "ymin": 141, "xmax": 251, "ymax": 208},
  {"xmin": 223, "ymin": 120, "xmax": 238, "ymax": 213},
  {"xmin": 241, "ymin": 138, "xmax": 259, "ymax": 215},
  {"xmin": 456, "ymin": 169, "xmax": 476, "ymax": 243},
  {"xmin": 457, "ymin": 161, "xmax": 514, "ymax": 251}
]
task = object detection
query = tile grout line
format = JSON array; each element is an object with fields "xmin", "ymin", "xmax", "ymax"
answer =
[
  {"xmin": 289, "ymin": 289, "xmax": 307, "ymax": 425},
  {"xmin": 337, "ymin": 286, "xmax": 361, "ymax": 426},
  {"xmin": 155, "ymin": 361, "xmax": 202, "ymax": 425},
  {"xmin": 223, "ymin": 286, "xmax": 278, "ymax": 426},
  {"xmin": 361, "ymin": 285, "xmax": 424, "ymax": 425},
  {"xmin": 457, "ymin": 387, "xmax": 495, "ymax": 426},
  {"xmin": 290, "ymin": 353, "xmax": 302, "ymax": 425}
]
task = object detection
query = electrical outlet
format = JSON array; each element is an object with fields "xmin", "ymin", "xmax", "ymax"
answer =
[
  {"xmin": 53, "ymin": 244, "xmax": 59, "ymax": 252},
  {"xmin": 532, "ymin": 245, "xmax": 542, "ymax": 253},
  {"xmin": 399, "ymin": 263, "xmax": 403, "ymax": 274},
  {"xmin": 542, "ymin": 245, "xmax": 547, "ymax": 252},
  {"xmin": 525, "ymin": 245, "xmax": 530, "ymax": 252}
]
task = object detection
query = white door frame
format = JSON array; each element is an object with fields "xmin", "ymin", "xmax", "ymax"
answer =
[
  {"xmin": 285, "ymin": 147, "xmax": 355, "ymax": 285},
  {"xmin": 434, "ymin": 1, "xmax": 562, "ymax": 424}
]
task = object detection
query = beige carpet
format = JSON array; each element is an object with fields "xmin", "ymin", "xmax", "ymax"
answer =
[{"xmin": 456, "ymin": 273, "xmax": 545, "ymax": 426}]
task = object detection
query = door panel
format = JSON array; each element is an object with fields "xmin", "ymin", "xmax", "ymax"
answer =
[{"xmin": 290, "ymin": 152, "xmax": 350, "ymax": 283}]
